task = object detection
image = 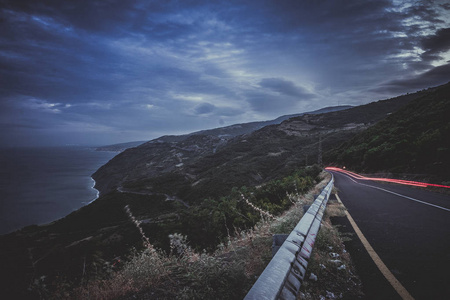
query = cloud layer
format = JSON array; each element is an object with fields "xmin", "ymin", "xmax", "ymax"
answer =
[{"xmin": 1, "ymin": 0, "xmax": 449, "ymax": 146}]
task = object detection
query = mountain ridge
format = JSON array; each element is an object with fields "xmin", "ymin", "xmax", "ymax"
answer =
[{"xmin": 95, "ymin": 106, "xmax": 353, "ymax": 151}]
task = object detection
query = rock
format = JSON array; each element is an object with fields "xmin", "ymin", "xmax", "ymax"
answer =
[
  {"xmin": 309, "ymin": 273, "xmax": 318, "ymax": 281},
  {"xmin": 329, "ymin": 259, "xmax": 342, "ymax": 264},
  {"xmin": 338, "ymin": 264, "xmax": 346, "ymax": 270},
  {"xmin": 319, "ymin": 263, "xmax": 326, "ymax": 269},
  {"xmin": 329, "ymin": 252, "xmax": 340, "ymax": 258}
]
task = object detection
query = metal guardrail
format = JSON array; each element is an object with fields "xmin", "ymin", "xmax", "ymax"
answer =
[{"xmin": 244, "ymin": 175, "xmax": 334, "ymax": 300}]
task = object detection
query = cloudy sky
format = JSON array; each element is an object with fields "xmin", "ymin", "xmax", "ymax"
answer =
[{"xmin": 1, "ymin": 0, "xmax": 449, "ymax": 147}]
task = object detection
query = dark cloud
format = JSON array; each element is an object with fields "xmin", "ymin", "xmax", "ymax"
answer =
[
  {"xmin": 1, "ymin": 0, "xmax": 449, "ymax": 146},
  {"xmin": 0, "ymin": 0, "xmax": 138, "ymax": 35},
  {"xmin": 421, "ymin": 28, "xmax": 450, "ymax": 61},
  {"xmin": 404, "ymin": 4, "xmax": 445, "ymax": 24},
  {"xmin": 259, "ymin": 78, "xmax": 315, "ymax": 99},
  {"xmin": 194, "ymin": 103, "xmax": 215, "ymax": 115},
  {"xmin": 373, "ymin": 63, "xmax": 450, "ymax": 94}
]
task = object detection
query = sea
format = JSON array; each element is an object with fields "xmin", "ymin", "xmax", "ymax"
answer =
[{"xmin": 0, "ymin": 146, "xmax": 117, "ymax": 235}]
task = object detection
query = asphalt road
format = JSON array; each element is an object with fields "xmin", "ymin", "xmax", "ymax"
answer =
[{"xmin": 329, "ymin": 170, "xmax": 450, "ymax": 300}]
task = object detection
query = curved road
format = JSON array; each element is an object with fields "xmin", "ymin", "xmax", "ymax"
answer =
[{"xmin": 329, "ymin": 170, "xmax": 450, "ymax": 300}]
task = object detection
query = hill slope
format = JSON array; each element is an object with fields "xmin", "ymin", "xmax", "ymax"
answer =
[
  {"xmin": 93, "ymin": 89, "xmax": 423, "ymax": 202},
  {"xmin": 325, "ymin": 82, "xmax": 450, "ymax": 182}
]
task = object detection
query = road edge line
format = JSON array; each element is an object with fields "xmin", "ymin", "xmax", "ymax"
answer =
[{"xmin": 335, "ymin": 194, "xmax": 415, "ymax": 300}]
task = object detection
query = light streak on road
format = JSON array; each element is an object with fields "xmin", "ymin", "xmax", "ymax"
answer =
[{"xmin": 325, "ymin": 167, "xmax": 450, "ymax": 189}]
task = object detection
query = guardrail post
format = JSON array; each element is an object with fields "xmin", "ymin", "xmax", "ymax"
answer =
[{"xmin": 272, "ymin": 234, "xmax": 289, "ymax": 257}]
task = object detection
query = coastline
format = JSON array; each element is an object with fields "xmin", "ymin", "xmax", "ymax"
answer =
[
  {"xmin": 87, "ymin": 177, "xmax": 100, "ymax": 204},
  {"xmin": 1, "ymin": 176, "xmax": 103, "ymax": 236},
  {"xmin": 0, "ymin": 146, "xmax": 116, "ymax": 235}
]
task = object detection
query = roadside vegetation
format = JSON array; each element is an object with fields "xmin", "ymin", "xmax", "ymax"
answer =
[
  {"xmin": 3, "ymin": 166, "xmax": 318, "ymax": 298},
  {"xmin": 39, "ymin": 171, "xmax": 362, "ymax": 299}
]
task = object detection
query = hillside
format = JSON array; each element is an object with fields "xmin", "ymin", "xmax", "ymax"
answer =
[
  {"xmin": 325, "ymin": 82, "xmax": 450, "ymax": 183},
  {"xmin": 92, "ymin": 89, "xmax": 423, "ymax": 202}
]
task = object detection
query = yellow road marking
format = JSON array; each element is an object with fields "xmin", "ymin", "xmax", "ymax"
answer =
[{"xmin": 335, "ymin": 194, "xmax": 415, "ymax": 300}]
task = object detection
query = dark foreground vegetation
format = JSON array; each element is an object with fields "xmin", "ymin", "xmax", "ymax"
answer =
[{"xmin": 0, "ymin": 166, "xmax": 323, "ymax": 299}]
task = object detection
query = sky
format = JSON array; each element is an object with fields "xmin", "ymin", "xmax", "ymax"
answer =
[{"xmin": 1, "ymin": 0, "xmax": 449, "ymax": 147}]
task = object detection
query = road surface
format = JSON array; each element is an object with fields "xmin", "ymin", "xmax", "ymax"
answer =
[{"xmin": 328, "ymin": 170, "xmax": 450, "ymax": 300}]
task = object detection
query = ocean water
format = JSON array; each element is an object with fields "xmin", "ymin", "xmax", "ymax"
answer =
[{"xmin": 0, "ymin": 146, "xmax": 117, "ymax": 235}]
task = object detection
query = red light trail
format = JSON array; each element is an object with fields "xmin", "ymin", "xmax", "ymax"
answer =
[{"xmin": 325, "ymin": 167, "xmax": 450, "ymax": 189}]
